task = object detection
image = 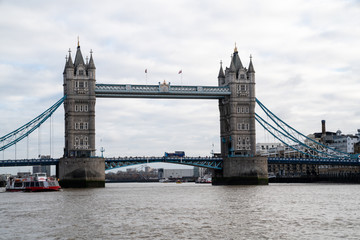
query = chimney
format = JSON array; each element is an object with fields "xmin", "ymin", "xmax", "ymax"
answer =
[{"xmin": 321, "ymin": 120, "xmax": 326, "ymax": 135}]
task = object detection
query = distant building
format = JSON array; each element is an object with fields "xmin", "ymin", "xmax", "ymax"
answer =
[
  {"xmin": 33, "ymin": 155, "xmax": 51, "ymax": 176},
  {"xmin": 311, "ymin": 121, "xmax": 360, "ymax": 154},
  {"xmin": 17, "ymin": 172, "xmax": 31, "ymax": 178},
  {"xmin": 256, "ymin": 143, "xmax": 283, "ymax": 156},
  {"xmin": 33, "ymin": 165, "xmax": 51, "ymax": 176},
  {"xmin": 158, "ymin": 168, "xmax": 195, "ymax": 179}
]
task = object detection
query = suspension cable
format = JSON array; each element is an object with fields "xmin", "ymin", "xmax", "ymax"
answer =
[
  {"xmin": 0, "ymin": 95, "xmax": 66, "ymax": 152},
  {"xmin": 255, "ymin": 98, "xmax": 352, "ymax": 159}
]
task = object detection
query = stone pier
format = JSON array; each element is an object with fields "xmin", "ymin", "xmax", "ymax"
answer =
[
  {"xmin": 212, "ymin": 157, "xmax": 268, "ymax": 185},
  {"xmin": 58, "ymin": 157, "xmax": 105, "ymax": 188}
]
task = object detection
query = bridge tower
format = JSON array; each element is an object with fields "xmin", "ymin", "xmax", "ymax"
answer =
[
  {"xmin": 213, "ymin": 46, "xmax": 268, "ymax": 185},
  {"xmin": 58, "ymin": 41, "xmax": 105, "ymax": 187}
]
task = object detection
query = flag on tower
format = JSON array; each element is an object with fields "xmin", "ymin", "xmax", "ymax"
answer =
[
  {"xmin": 178, "ymin": 70, "xmax": 182, "ymax": 74},
  {"xmin": 145, "ymin": 69, "xmax": 147, "ymax": 73}
]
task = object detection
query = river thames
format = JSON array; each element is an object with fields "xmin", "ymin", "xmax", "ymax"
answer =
[{"xmin": 1, "ymin": 182, "xmax": 359, "ymax": 239}]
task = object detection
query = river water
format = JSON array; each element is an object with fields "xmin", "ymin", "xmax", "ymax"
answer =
[{"xmin": 0, "ymin": 183, "xmax": 359, "ymax": 240}]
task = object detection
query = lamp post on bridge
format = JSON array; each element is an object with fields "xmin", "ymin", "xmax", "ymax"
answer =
[{"xmin": 100, "ymin": 147, "xmax": 105, "ymax": 158}]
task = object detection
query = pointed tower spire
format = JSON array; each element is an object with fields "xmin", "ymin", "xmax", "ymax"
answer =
[
  {"xmin": 229, "ymin": 43, "xmax": 243, "ymax": 72},
  {"xmin": 65, "ymin": 48, "xmax": 74, "ymax": 68},
  {"xmin": 74, "ymin": 40, "xmax": 85, "ymax": 68},
  {"xmin": 88, "ymin": 49, "xmax": 96, "ymax": 69},
  {"xmin": 248, "ymin": 54, "xmax": 255, "ymax": 73},
  {"xmin": 218, "ymin": 60, "xmax": 225, "ymax": 78}
]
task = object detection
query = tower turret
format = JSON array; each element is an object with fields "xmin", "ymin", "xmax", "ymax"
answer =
[
  {"xmin": 229, "ymin": 45, "xmax": 243, "ymax": 73},
  {"xmin": 214, "ymin": 45, "xmax": 268, "ymax": 185},
  {"xmin": 218, "ymin": 60, "xmax": 225, "ymax": 86},
  {"xmin": 247, "ymin": 55, "xmax": 255, "ymax": 82},
  {"xmin": 219, "ymin": 46, "xmax": 256, "ymax": 157},
  {"xmin": 59, "ymin": 41, "xmax": 106, "ymax": 188},
  {"xmin": 63, "ymin": 43, "xmax": 96, "ymax": 158}
]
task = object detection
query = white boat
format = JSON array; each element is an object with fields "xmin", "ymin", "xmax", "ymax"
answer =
[{"xmin": 6, "ymin": 173, "xmax": 61, "ymax": 192}]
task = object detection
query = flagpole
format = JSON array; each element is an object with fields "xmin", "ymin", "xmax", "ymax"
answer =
[
  {"xmin": 179, "ymin": 69, "xmax": 183, "ymax": 85},
  {"xmin": 181, "ymin": 71, "xmax": 183, "ymax": 85},
  {"xmin": 145, "ymin": 69, "xmax": 148, "ymax": 85}
]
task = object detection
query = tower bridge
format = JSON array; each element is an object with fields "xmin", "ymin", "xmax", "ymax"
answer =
[
  {"xmin": 58, "ymin": 42, "xmax": 268, "ymax": 187},
  {"xmin": 1, "ymin": 42, "xmax": 359, "ymax": 187}
]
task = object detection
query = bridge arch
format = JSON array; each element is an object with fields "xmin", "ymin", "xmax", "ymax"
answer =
[{"xmin": 104, "ymin": 156, "xmax": 223, "ymax": 171}]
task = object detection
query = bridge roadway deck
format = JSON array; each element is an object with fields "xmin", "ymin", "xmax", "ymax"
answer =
[
  {"xmin": 267, "ymin": 157, "xmax": 360, "ymax": 166},
  {"xmin": 1, "ymin": 157, "xmax": 359, "ymax": 169},
  {"xmin": 95, "ymin": 84, "xmax": 231, "ymax": 99},
  {"xmin": 0, "ymin": 157, "xmax": 223, "ymax": 170}
]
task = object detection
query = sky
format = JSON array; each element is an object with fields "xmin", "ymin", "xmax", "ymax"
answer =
[{"xmin": 1, "ymin": 0, "xmax": 360, "ymax": 172}]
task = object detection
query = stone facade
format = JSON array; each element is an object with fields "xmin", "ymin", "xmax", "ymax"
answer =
[
  {"xmin": 58, "ymin": 157, "xmax": 105, "ymax": 187},
  {"xmin": 63, "ymin": 44, "xmax": 96, "ymax": 158},
  {"xmin": 60, "ymin": 43, "xmax": 104, "ymax": 187},
  {"xmin": 214, "ymin": 46, "xmax": 268, "ymax": 185},
  {"xmin": 218, "ymin": 46, "xmax": 256, "ymax": 157}
]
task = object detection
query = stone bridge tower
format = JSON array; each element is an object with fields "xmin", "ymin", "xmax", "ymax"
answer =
[
  {"xmin": 58, "ymin": 41, "xmax": 105, "ymax": 188},
  {"xmin": 213, "ymin": 46, "xmax": 268, "ymax": 185}
]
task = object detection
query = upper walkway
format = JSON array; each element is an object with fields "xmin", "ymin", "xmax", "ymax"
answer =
[{"xmin": 95, "ymin": 83, "xmax": 231, "ymax": 99}]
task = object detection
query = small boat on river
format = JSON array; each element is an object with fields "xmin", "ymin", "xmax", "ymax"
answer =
[{"xmin": 6, "ymin": 173, "xmax": 61, "ymax": 192}]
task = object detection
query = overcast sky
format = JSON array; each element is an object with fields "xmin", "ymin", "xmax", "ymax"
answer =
[{"xmin": 1, "ymin": 0, "xmax": 360, "ymax": 166}]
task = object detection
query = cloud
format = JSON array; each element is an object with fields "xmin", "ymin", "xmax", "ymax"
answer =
[{"xmin": 0, "ymin": 0, "xmax": 360, "ymax": 164}]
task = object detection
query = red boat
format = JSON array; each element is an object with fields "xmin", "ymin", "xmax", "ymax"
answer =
[{"xmin": 6, "ymin": 173, "xmax": 61, "ymax": 192}]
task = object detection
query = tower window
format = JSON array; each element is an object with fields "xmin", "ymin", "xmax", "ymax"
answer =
[
  {"xmin": 75, "ymin": 122, "xmax": 89, "ymax": 130},
  {"xmin": 79, "ymin": 70, "xmax": 84, "ymax": 76},
  {"xmin": 74, "ymin": 135, "xmax": 89, "ymax": 149},
  {"xmin": 240, "ymin": 74, "xmax": 245, "ymax": 79}
]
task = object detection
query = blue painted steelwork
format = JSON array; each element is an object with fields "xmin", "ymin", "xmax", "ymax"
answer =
[
  {"xmin": 0, "ymin": 96, "xmax": 66, "ymax": 152},
  {"xmin": 2, "ymin": 156, "xmax": 360, "ymax": 168},
  {"xmin": 95, "ymin": 83, "xmax": 231, "ymax": 99},
  {"xmin": 255, "ymin": 98, "xmax": 358, "ymax": 160},
  {"xmin": 0, "ymin": 157, "xmax": 223, "ymax": 169},
  {"xmin": 0, "ymin": 158, "xmax": 60, "ymax": 167},
  {"xmin": 255, "ymin": 113, "xmax": 320, "ymax": 158},
  {"xmin": 104, "ymin": 156, "xmax": 223, "ymax": 170},
  {"xmin": 268, "ymin": 157, "xmax": 360, "ymax": 166}
]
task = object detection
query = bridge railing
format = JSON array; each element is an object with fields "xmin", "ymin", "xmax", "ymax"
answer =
[
  {"xmin": 1, "ymin": 156, "xmax": 360, "ymax": 168},
  {"xmin": 95, "ymin": 83, "xmax": 231, "ymax": 99},
  {"xmin": 0, "ymin": 158, "xmax": 60, "ymax": 167},
  {"xmin": 268, "ymin": 157, "xmax": 360, "ymax": 166}
]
